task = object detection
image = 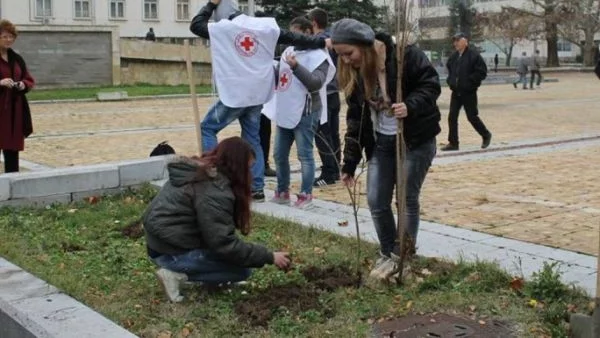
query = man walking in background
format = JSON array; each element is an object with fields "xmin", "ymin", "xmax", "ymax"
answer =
[
  {"xmin": 307, "ymin": 8, "xmax": 341, "ymax": 187},
  {"xmin": 441, "ymin": 32, "xmax": 492, "ymax": 151},
  {"xmin": 529, "ymin": 50, "xmax": 542, "ymax": 89},
  {"xmin": 513, "ymin": 51, "xmax": 528, "ymax": 89}
]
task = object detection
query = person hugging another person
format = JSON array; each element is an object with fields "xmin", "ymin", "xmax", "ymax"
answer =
[
  {"xmin": 265, "ymin": 16, "xmax": 334, "ymax": 209},
  {"xmin": 143, "ymin": 137, "xmax": 291, "ymax": 302}
]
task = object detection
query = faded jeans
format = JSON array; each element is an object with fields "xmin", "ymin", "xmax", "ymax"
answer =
[
  {"xmin": 201, "ymin": 100, "xmax": 264, "ymax": 192},
  {"xmin": 367, "ymin": 134, "xmax": 436, "ymax": 256},
  {"xmin": 152, "ymin": 249, "xmax": 251, "ymax": 285},
  {"xmin": 274, "ymin": 110, "xmax": 320, "ymax": 195}
]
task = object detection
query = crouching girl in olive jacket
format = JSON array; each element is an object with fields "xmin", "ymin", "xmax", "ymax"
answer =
[{"xmin": 143, "ymin": 137, "xmax": 290, "ymax": 302}]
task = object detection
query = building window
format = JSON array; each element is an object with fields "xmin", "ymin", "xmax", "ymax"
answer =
[
  {"xmin": 110, "ymin": 0, "xmax": 125, "ymax": 19},
  {"xmin": 176, "ymin": 0, "xmax": 189, "ymax": 20},
  {"xmin": 144, "ymin": 0, "xmax": 158, "ymax": 20},
  {"xmin": 74, "ymin": 0, "xmax": 90, "ymax": 18},
  {"xmin": 557, "ymin": 40, "xmax": 572, "ymax": 52},
  {"xmin": 35, "ymin": 0, "xmax": 52, "ymax": 18}
]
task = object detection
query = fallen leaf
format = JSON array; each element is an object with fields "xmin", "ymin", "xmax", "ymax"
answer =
[
  {"xmin": 180, "ymin": 327, "xmax": 191, "ymax": 337},
  {"xmin": 421, "ymin": 268, "xmax": 432, "ymax": 276},
  {"xmin": 469, "ymin": 305, "xmax": 477, "ymax": 312},
  {"xmin": 58, "ymin": 262, "xmax": 65, "ymax": 269},
  {"xmin": 67, "ymin": 208, "xmax": 78, "ymax": 213},
  {"xmin": 478, "ymin": 320, "xmax": 486, "ymax": 325},
  {"xmin": 367, "ymin": 318, "xmax": 375, "ymax": 324},
  {"xmin": 157, "ymin": 331, "xmax": 172, "ymax": 338},
  {"xmin": 134, "ymin": 304, "xmax": 142, "ymax": 309},
  {"xmin": 509, "ymin": 277, "xmax": 525, "ymax": 291},
  {"xmin": 406, "ymin": 301, "xmax": 413, "ymax": 310},
  {"xmin": 566, "ymin": 304, "xmax": 577, "ymax": 313},
  {"xmin": 465, "ymin": 272, "xmax": 481, "ymax": 282},
  {"xmin": 337, "ymin": 220, "xmax": 349, "ymax": 227},
  {"xmin": 528, "ymin": 299, "xmax": 538, "ymax": 308},
  {"xmin": 313, "ymin": 247, "xmax": 326, "ymax": 254},
  {"xmin": 86, "ymin": 196, "xmax": 99, "ymax": 204}
]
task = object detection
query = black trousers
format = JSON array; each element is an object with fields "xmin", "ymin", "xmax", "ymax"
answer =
[
  {"xmin": 315, "ymin": 93, "xmax": 341, "ymax": 179},
  {"xmin": 260, "ymin": 114, "xmax": 272, "ymax": 167},
  {"xmin": 1, "ymin": 149, "xmax": 19, "ymax": 173},
  {"xmin": 447, "ymin": 92, "xmax": 490, "ymax": 145},
  {"xmin": 530, "ymin": 70, "xmax": 542, "ymax": 88}
]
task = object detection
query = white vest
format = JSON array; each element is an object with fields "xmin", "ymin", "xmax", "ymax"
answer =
[
  {"xmin": 263, "ymin": 47, "xmax": 336, "ymax": 129},
  {"xmin": 208, "ymin": 15, "xmax": 280, "ymax": 108}
]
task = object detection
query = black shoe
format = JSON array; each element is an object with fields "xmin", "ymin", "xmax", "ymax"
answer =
[
  {"xmin": 251, "ymin": 190, "xmax": 265, "ymax": 202},
  {"xmin": 513, "ymin": 83, "xmax": 517, "ymax": 89},
  {"xmin": 264, "ymin": 166, "xmax": 276, "ymax": 177},
  {"xmin": 440, "ymin": 143, "xmax": 459, "ymax": 151},
  {"xmin": 313, "ymin": 176, "xmax": 337, "ymax": 187},
  {"xmin": 482, "ymin": 134, "xmax": 492, "ymax": 149}
]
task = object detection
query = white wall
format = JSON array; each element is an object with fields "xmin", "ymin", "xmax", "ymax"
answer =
[{"xmin": 2, "ymin": 0, "xmax": 210, "ymax": 38}]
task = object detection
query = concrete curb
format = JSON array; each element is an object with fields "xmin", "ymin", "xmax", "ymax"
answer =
[
  {"xmin": 0, "ymin": 258, "xmax": 138, "ymax": 338},
  {"xmin": 29, "ymin": 93, "xmax": 215, "ymax": 105}
]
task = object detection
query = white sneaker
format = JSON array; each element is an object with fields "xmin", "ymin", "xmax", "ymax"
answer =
[
  {"xmin": 155, "ymin": 268, "xmax": 188, "ymax": 302},
  {"xmin": 369, "ymin": 252, "xmax": 392, "ymax": 279}
]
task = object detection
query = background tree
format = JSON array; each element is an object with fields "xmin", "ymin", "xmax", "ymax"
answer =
[
  {"xmin": 558, "ymin": 0, "xmax": 600, "ymax": 66},
  {"xmin": 506, "ymin": 0, "xmax": 572, "ymax": 67},
  {"xmin": 447, "ymin": 0, "xmax": 483, "ymax": 43},
  {"xmin": 480, "ymin": 8, "xmax": 540, "ymax": 66},
  {"xmin": 256, "ymin": 0, "xmax": 386, "ymax": 29}
]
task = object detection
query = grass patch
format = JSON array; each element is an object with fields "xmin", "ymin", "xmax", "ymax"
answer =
[
  {"xmin": 28, "ymin": 84, "xmax": 213, "ymax": 101},
  {"xmin": 0, "ymin": 185, "xmax": 591, "ymax": 337}
]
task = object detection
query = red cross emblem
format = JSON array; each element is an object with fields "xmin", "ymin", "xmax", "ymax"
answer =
[
  {"xmin": 234, "ymin": 31, "xmax": 258, "ymax": 57},
  {"xmin": 278, "ymin": 69, "xmax": 293, "ymax": 91}
]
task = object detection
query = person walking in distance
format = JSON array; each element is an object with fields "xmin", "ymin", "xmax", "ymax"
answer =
[
  {"xmin": 494, "ymin": 53, "xmax": 499, "ymax": 73},
  {"xmin": 441, "ymin": 32, "xmax": 492, "ymax": 151},
  {"xmin": 513, "ymin": 51, "xmax": 528, "ymax": 90},
  {"xmin": 307, "ymin": 8, "xmax": 341, "ymax": 187},
  {"xmin": 529, "ymin": 50, "xmax": 542, "ymax": 89}
]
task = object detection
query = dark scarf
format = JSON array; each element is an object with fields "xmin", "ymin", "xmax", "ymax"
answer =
[{"xmin": 5, "ymin": 48, "xmax": 32, "ymax": 138}]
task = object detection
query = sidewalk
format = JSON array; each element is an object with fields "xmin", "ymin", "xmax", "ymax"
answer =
[{"xmin": 251, "ymin": 189, "xmax": 597, "ymax": 296}]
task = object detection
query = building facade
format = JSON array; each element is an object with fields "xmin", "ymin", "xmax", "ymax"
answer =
[{"xmin": 0, "ymin": 0, "xmax": 210, "ymax": 39}]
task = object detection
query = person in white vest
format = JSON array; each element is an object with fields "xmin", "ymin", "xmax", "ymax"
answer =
[
  {"xmin": 263, "ymin": 17, "xmax": 335, "ymax": 209},
  {"xmin": 190, "ymin": 0, "xmax": 330, "ymax": 202}
]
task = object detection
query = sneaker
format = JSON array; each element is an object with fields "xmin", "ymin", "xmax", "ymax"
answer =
[
  {"xmin": 369, "ymin": 252, "xmax": 395, "ymax": 280},
  {"xmin": 271, "ymin": 191, "xmax": 291, "ymax": 205},
  {"xmin": 481, "ymin": 133, "xmax": 492, "ymax": 149},
  {"xmin": 313, "ymin": 176, "xmax": 336, "ymax": 187},
  {"xmin": 251, "ymin": 190, "xmax": 265, "ymax": 202},
  {"xmin": 155, "ymin": 268, "xmax": 188, "ymax": 303},
  {"xmin": 293, "ymin": 193, "xmax": 313, "ymax": 209},
  {"xmin": 440, "ymin": 143, "xmax": 459, "ymax": 151},
  {"xmin": 264, "ymin": 166, "xmax": 276, "ymax": 177}
]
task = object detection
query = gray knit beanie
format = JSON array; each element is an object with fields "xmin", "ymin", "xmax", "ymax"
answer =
[{"xmin": 330, "ymin": 18, "xmax": 375, "ymax": 46}]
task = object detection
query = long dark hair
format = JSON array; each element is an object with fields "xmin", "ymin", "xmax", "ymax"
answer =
[{"xmin": 200, "ymin": 137, "xmax": 254, "ymax": 235}]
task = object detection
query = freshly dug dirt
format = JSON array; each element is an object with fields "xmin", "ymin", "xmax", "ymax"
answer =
[{"xmin": 300, "ymin": 265, "xmax": 360, "ymax": 291}]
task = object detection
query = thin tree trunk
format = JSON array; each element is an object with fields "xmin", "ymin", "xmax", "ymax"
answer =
[{"xmin": 546, "ymin": 20, "xmax": 560, "ymax": 67}]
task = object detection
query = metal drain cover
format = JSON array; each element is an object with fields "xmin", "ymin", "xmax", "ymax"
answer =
[{"xmin": 371, "ymin": 313, "xmax": 516, "ymax": 338}]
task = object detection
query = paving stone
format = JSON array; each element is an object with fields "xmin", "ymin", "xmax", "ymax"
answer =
[{"xmin": 0, "ymin": 194, "xmax": 72, "ymax": 208}]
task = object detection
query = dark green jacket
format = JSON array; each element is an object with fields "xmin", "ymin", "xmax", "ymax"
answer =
[{"xmin": 142, "ymin": 159, "xmax": 274, "ymax": 268}]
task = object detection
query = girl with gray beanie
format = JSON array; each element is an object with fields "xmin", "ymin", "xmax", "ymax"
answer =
[{"xmin": 330, "ymin": 18, "xmax": 441, "ymax": 281}]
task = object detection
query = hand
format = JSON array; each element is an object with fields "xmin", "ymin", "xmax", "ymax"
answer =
[
  {"xmin": 392, "ymin": 102, "xmax": 408, "ymax": 119},
  {"xmin": 273, "ymin": 252, "xmax": 291, "ymax": 270},
  {"xmin": 284, "ymin": 53, "xmax": 297, "ymax": 69},
  {"xmin": 15, "ymin": 81, "xmax": 25, "ymax": 91},
  {"xmin": 210, "ymin": 0, "xmax": 221, "ymax": 5},
  {"xmin": 341, "ymin": 173, "xmax": 355, "ymax": 188},
  {"xmin": 325, "ymin": 38, "xmax": 332, "ymax": 50},
  {"xmin": 0, "ymin": 78, "xmax": 14, "ymax": 88}
]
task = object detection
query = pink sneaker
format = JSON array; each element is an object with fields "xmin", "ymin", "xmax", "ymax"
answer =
[
  {"xmin": 271, "ymin": 191, "xmax": 291, "ymax": 205},
  {"xmin": 294, "ymin": 193, "xmax": 313, "ymax": 209}
]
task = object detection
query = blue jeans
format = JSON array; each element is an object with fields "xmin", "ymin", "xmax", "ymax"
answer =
[
  {"xmin": 201, "ymin": 100, "xmax": 264, "ymax": 192},
  {"xmin": 274, "ymin": 110, "xmax": 320, "ymax": 195},
  {"xmin": 367, "ymin": 134, "xmax": 436, "ymax": 256},
  {"xmin": 152, "ymin": 249, "xmax": 251, "ymax": 284},
  {"xmin": 514, "ymin": 73, "xmax": 527, "ymax": 88}
]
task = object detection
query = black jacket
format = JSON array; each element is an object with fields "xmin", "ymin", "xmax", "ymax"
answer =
[
  {"xmin": 190, "ymin": 2, "xmax": 326, "ymax": 49},
  {"xmin": 143, "ymin": 159, "xmax": 273, "ymax": 268},
  {"xmin": 342, "ymin": 36, "xmax": 441, "ymax": 176},
  {"xmin": 446, "ymin": 46, "xmax": 487, "ymax": 93}
]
